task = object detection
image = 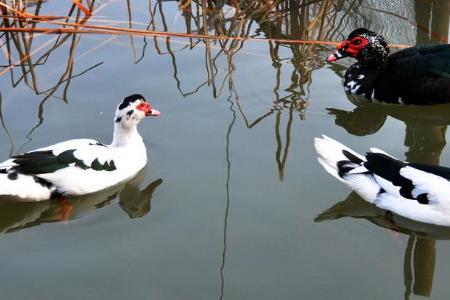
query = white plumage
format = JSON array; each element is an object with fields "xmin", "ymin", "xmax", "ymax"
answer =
[
  {"xmin": 314, "ymin": 135, "xmax": 450, "ymax": 226},
  {"xmin": 0, "ymin": 94, "xmax": 160, "ymax": 201}
]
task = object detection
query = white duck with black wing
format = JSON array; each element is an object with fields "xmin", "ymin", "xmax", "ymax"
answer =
[
  {"xmin": 0, "ymin": 94, "xmax": 160, "ymax": 201},
  {"xmin": 314, "ymin": 135, "xmax": 450, "ymax": 226}
]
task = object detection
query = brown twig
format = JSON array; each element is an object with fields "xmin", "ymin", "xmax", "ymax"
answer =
[{"xmin": 0, "ymin": 26, "xmax": 412, "ymax": 49}]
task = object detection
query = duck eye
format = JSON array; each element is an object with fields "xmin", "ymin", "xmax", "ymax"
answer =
[{"xmin": 352, "ymin": 38, "xmax": 362, "ymax": 45}]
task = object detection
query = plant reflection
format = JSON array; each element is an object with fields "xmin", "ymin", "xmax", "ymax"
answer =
[
  {"xmin": 2, "ymin": 0, "xmax": 448, "ymax": 176},
  {"xmin": 327, "ymin": 103, "xmax": 450, "ymax": 164},
  {"xmin": 315, "ymin": 192, "xmax": 447, "ymax": 299},
  {"xmin": 3, "ymin": 0, "xmax": 434, "ymax": 178},
  {"xmin": 219, "ymin": 95, "xmax": 236, "ymax": 300},
  {"xmin": 154, "ymin": 0, "xmax": 360, "ymax": 179},
  {"xmin": 0, "ymin": 0, "xmax": 102, "ymax": 152},
  {"xmin": 0, "ymin": 169, "xmax": 163, "ymax": 234},
  {"xmin": 323, "ymin": 2, "xmax": 450, "ymax": 288},
  {"xmin": 323, "ymin": 102, "xmax": 450, "ymax": 299},
  {"xmin": 0, "ymin": 0, "xmax": 449, "ymax": 297}
]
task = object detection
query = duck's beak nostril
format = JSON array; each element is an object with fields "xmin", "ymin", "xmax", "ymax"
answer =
[{"xmin": 147, "ymin": 109, "xmax": 161, "ymax": 117}]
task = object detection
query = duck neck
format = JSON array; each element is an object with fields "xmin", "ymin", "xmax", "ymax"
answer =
[{"xmin": 111, "ymin": 123, "xmax": 143, "ymax": 147}]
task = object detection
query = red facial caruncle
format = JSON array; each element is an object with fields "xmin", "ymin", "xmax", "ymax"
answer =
[
  {"xmin": 337, "ymin": 36, "xmax": 369, "ymax": 57},
  {"xmin": 136, "ymin": 101, "xmax": 161, "ymax": 116}
]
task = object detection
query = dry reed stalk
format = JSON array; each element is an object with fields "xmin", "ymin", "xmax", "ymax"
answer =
[
  {"xmin": 1, "ymin": 14, "xmax": 69, "ymax": 20},
  {"xmin": 0, "ymin": 2, "xmax": 29, "ymax": 18},
  {"xmin": 0, "ymin": 1, "xmax": 91, "ymax": 21},
  {"xmin": 0, "ymin": 25, "xmax": 412, "ymax": 49},
  {"xmin": 70, "ymin": 0, "xmax": 92, "ymax": 16}
]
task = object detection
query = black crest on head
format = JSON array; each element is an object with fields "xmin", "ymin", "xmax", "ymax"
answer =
[
  {"xmin": 348, "ymin": 28, "xmax": 376, "ymax": 39},
  {"xmin": 119, "ymin": 94, "xmax": 146, "ymax": 110},
  {"xmin": 348, "ymin": 28, "xmax": 389, "ymax": 68}
]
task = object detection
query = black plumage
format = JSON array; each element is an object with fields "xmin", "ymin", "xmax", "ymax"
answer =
[
  {"xmin": 118, "ymin": 94, "xmax": 145, "ymax": 110},
  {"xmin": 342, "ymin": 149, "xmax": 364, "ymax": 164},
  {"xmin": 33, "ymin": 176, "xmax": 53, "ymax": 189},
  {"xmin": 328, "ymin": 28, "xmax": 450, "ymax": 105},
  {"xmin": 7, "ymin": 172, "xmax": 18, "ymax": 180},
  {"xmin": 364, "ymin": 153, "xmax": 415, "ymax": 199},
  {"xmin": 363, "ymin": 153, "xmax": 439, "ymax": 205},
  {"xmin": 11, "ymin": 150, "xmax": 89, "ymax": 174},
  {"xmin": 332, "ymin": 149, "xmax": 438, "ymax": 204},
  {"xmin": 9, "ymin": 149, "xmax": 116, "ymax": 175},
  {"xmin": 375, "ymin": 44, "xmax": 450, "ymax": 104}
]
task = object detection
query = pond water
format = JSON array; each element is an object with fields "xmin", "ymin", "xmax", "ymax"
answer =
[{"xmin": 1, "ymin": 1, "xmax": 450, "ymax": 299}]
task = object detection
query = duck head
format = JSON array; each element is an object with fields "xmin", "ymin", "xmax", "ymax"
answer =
[
  {"xmin": 326, "ymin": 28, "xmax": 389, "ymax": 68},
  {"xmin": 114, "ymin": 94, "xmax": 160, "ymax": 129}
]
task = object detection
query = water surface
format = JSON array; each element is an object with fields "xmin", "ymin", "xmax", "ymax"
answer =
[{"xmin": 1, "ymin": 1, "xmax": 450, "ymax": 299}]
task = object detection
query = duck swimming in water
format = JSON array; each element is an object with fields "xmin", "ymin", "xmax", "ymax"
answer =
[
  {"xmin": 0, "ymin": 94, "xmax": 160, "ymax": 201},
  {"xmin": 315, "ymin": 135, "xmax": 450, "ymax": 226},
  {"xmin": 327, "ymin": 28, "xmax": 450, "ymax": 105}
]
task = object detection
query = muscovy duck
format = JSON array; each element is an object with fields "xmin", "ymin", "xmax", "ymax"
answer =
[
  {"xmin": 314, "ymin": 135, "xmax": 450, "ymax": 226},
  {"xmin": 326, "ymin": 28, "xmax": 450, "ymax": 105},
  {"xmin": 0, "ymin": 94, "xmax": 160, "ymax": 201}
]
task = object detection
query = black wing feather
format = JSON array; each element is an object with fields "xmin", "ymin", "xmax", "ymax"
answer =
[
  {"xmin": 11, "ymin": 150, "xmax": 89, "ymax": 175},
  {"xmin": 10, "ymin": 149, "xmax": 117, "ymax": 175},
  {"xmin": 364, "ymin": 153, "xmax": 416, "ymax": 200},
  {"xmin": 363, "ymin": 153, "xmax": 450, "ymax": 205}
]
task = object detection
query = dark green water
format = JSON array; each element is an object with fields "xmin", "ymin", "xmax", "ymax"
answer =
[{"xmin": 1, "ymin": 1, "xmax": 450, "ymax": 299}]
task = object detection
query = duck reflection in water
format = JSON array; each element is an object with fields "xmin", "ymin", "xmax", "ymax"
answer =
[
  {"xmin": 321, "ymin": 101, "xmax": 450, "ymax": 299},
  {"xmin": 316, "ymin": 192, "xmax": 441, "ymax": 299},
  {"xmin": 0, "ymin": 169, "xmax": 162, "ymax": 233}
]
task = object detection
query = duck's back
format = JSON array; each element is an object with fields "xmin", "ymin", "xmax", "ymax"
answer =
[{"xmin": 379, "ymin": 44, "xmax": 450, "ymax": 104}]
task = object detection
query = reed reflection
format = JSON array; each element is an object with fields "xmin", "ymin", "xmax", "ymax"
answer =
[
  {"xmin": 315, "ymin": 190, "xmax": 448, "ymax": 299},
  {"xmin": 153, "ymin": 0, "xmax": 364, "ymax": 179},
  {"xmin": 150, "ymin": 0, "xmax": 435, "ymax": 180},
  {"xmin": 322, "ymin": 3, "xmax": 450, "ymax": 289},
  {"xmin": 0, "ymin": 169, "xmax": 163, "ymax": 234},
  {"xmin": 323, "ymin": 102, "xmax": 450, "ymax": 299},
  {"xmin": 0, "ymin": 0, "xmax": 102, "ymax": 153},
  {"xmin": 1, "ymin": 0, "xmax": 424, "ymax": 179},
  {"xmin": 415, "ymin": 0, "xmax": 449, "ymax": 44}
]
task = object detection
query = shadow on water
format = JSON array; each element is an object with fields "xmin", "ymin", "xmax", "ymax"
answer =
[
  {"xmin": 0, "ymin": 169, "xmax": 163, "ymax": 234},
  {"xmin": 317, "ymin": 3, "xmax": 450, "ymax": 296},
  {"xmin": 1, "ymin": 0, "xmax": 448, "ymax": 177},
  {"xmin": 321, "ymin": 101, "xmax": 450, "ymax": 299},
  {"xmin": 1, "ymin": 1, "xmax": 450, "ymax": 299},
  {"xmin": 315, "ymin": 191, "xmax": 448, "ymax": 300},
  {"xmin": 2, "ymin": 0, "xmax": 364, "ymax": 176}
]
